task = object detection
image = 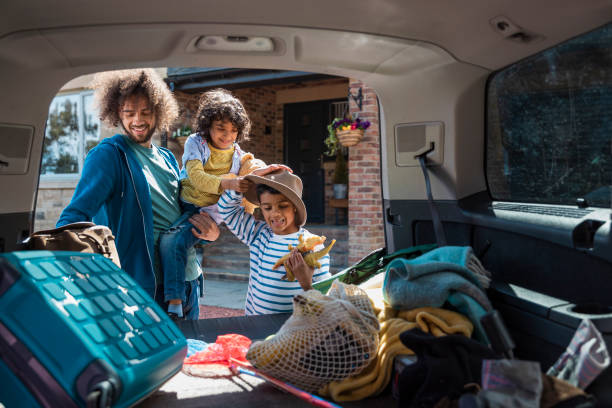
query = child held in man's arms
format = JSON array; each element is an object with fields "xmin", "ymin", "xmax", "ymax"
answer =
[
  {"xmin": 160, "ymin": 88, "xmax": 268, "ymax": 320},
  {"xmin": 218, "ymin": 169, "xmax": 332, "ymax": 315}
]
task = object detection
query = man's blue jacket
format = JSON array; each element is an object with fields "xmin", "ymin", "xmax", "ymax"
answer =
[{"xmin": 57, "ymin": 134, "xmax": 180, "ymax": 298}]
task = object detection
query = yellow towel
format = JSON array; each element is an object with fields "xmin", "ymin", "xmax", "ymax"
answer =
[{"xmin": 319, "ymin": 300, "xmax": 473, "ymax": 402}]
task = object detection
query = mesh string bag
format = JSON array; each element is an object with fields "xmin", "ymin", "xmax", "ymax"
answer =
[{"xmin": 246, "ymin": 280, "xmax": 380, "ymax": 393}]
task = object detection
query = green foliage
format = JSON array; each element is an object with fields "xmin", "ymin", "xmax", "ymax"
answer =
[
  {"xmin": 46, "ymin": 100, "xmax": 78, "ymax": 143},
  {"xmin": 172, "ymin": 125, "xmax": 192, "ymax": 138},
  {"xmin": 42, "ymin": 99, "xmax": 80, "ymax": 174},
  {"xmin": 325, "ymin": 118, "xmax": 350, "ymax": 184},
  {"xmin": 324, "ymin": 121, "xmax": 340, "ymax": 157},
  {"xmin": 55, "ymin": 152, "xmax": 78, "ymax": 173},
  {"xmin": 84, "ymin": 119, "xmax": 99, "ymax": 136},
  {"xmin": 85, "ymin": 140, "xmax": 99, "ymax": 154}
]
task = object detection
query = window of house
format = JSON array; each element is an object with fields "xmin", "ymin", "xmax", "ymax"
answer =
[
  {"xmin": 41, "ymin": 91, "xmax": 100, "ymax": 177},
  {"xmin": 486, "ymin": 23, "xmax": 612, "ymax": 208}
]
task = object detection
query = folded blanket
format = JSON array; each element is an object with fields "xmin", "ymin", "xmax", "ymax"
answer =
[
  {"xmin": 382, "ymin": 246, "xmax": 492, "ymax": 342},
  {"xmin": 318, "ymin": 306, "xmax": 473, "ymax": 402}
]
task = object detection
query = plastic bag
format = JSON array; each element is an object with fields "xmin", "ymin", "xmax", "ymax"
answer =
[
  {"xmin": 183, "ymin": 334, "xmax": 251, "ymax": 378},
  {"xmin": 184, "ymin": 334, "xmax": 251, "ymax": 366}
]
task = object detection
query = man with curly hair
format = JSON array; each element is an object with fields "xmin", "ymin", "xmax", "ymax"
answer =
[{"xmin": 57, "ymin": 69, "xmax": 219, "ymax": 320}]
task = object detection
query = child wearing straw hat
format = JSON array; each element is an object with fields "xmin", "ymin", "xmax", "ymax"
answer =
[{"xmin": 218, "ymin": 168, "xmax": 332, "ymax": 315}]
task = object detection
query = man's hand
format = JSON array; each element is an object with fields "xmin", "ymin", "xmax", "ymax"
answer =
[
  {"xmin": 189, "ymin": 212, "xmax": 220, "ymax": 241},
  {"xmin": 250, "ymin": 164, "xmax": 293, "ymax": 177},
  {"xmin": 221, "ymin": 177, "xmax": 250, "ymax": 193},
  {"xmin": 286, "ymin": 248, "xmax": 314, "ymax": 291}
]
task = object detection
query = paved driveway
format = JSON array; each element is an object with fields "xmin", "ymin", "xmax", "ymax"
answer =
[{"xmin": 198, "ymin": 278, "xmax": 248, "ymax": 319}]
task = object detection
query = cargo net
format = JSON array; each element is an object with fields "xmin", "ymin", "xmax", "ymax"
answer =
[{"xmin": 246, "ymin": 281, "xmax": 380, "ymax": 393}]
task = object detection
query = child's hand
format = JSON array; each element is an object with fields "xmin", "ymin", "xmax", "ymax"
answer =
[
  {"xmin": 286, "ymin": 249, "xmax": 314, "ymax": 291},
  {"xmin": 189, "ymin": 212, "xmax": 220, "ymax": 241},
  {"xmin": 251, "ymin": 164, "xmax": 293, "ymax": 177},
  {"xmin": 221, "ymin": 177, "xmax": 250, "ymax": 193}
]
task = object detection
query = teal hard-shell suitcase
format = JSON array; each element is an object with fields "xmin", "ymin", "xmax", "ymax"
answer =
[{"xmin": 0, "ymin": 251, "xmax": 187, "ymax": 407}]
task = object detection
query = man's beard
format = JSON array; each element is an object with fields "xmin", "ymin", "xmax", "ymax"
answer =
[{"xmin": 122, "ymin": 124, "xmax": 156, "ymax": 145}]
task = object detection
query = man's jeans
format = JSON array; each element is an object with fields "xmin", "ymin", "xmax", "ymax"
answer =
[{"xmin": 160, "ymin": 202, "xmax": 201, "ymax": 309}]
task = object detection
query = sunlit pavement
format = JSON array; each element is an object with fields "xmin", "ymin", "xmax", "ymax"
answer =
[
  {"xmin": 198, "ymin": 305, "xmax": 244, "ymax": 319},
  {"xmin": 198, "ymin": 278, "xmax": 247, "ymax": 319},
  {"xmin": 200, "ymin": 278, "xmax": 248, "ymax": 309}
]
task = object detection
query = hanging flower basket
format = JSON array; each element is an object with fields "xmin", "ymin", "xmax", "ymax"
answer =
[
  {"xmin": 336, "ymin": 128, "xmax": 365, "ymax": 147},
  {"xmin": 325, "ymin": 117, "xmax": 370, "ymax": 151}
]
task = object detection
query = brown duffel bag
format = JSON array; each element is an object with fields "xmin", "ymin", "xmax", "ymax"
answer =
[{"xmin": 24, "ymin": 221, "xmax": 121, "ymax": 268}]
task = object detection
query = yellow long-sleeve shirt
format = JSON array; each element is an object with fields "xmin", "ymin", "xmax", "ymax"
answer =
[{"xmin": 180, "ymin": 144, "xmax": 235, "ymax": 207}]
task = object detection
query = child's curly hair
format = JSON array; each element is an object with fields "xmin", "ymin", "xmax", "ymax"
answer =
[
  {"xmin": 193, "ymin": 88, "xmax": 251, "ymax": 143},
  {"xmin": 91, "ymin": 68, "xmax": 178, "ymax": 132}
]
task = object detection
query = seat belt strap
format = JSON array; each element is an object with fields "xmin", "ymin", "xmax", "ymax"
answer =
[{"xmin": 416, "ymin": 148, "xmax": 447, "ymax": 246}]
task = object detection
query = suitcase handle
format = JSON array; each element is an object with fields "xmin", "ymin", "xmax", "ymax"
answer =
[
  {"xmin": 86, "ymin": 381, "xmax": 114, "ymax": 408},
  {"xmin": 77, "ymin": 359, "xmax": 121, "ymax": 408}
]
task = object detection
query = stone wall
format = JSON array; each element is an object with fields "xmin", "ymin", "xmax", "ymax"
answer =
[{"xmin": 35, "ymin": 183, "xmax": 77, "ymax": 231}]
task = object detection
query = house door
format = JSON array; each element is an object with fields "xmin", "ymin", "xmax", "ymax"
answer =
[{"xmin": 284, "ymin": 101, "xmax": 331, "ymax": 223}]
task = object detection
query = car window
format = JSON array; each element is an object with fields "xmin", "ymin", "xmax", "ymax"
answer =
[{"xmin": 486, "ymin": 23, "xmax": 612, "ymax": 208}]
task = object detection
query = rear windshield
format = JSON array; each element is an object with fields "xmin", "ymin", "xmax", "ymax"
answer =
[{"xmin": 486, "ymin": 23, "xmax": 612, "ymax": 208}]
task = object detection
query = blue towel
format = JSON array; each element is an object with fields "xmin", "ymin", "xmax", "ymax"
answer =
[{"xmin": 382, "ymin": 246, "xmax": 492, "ymax": 342}]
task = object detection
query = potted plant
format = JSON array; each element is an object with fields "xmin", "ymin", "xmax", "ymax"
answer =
[
  {"xmin": 324, "ymin": 119, "xmax": 352, "ymax": 199},
  {"xmin": 328, "ymin": 115, "xmax": 371, "ymax": 147},
  {"xmin": 172, "ymin": 125, "xmax": 192, "ymax": 147},
  {"xmin": 332, "ymin": 149, "xmax": 349, "ymax": 199}
]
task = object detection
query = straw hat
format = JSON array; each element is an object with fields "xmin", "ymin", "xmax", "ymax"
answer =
[{"xmin": 244, "ymin": 170, "xmax": 307, "ymax": 227}]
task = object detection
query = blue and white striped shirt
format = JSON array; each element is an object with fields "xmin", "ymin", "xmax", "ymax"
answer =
[{"xmin": 218, "ymin": 190, "xmax": 331, "ymax": 315}]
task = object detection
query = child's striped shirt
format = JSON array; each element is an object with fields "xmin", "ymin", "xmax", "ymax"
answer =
[{"xmin": 218, "ymin": 190, "xmax": 331, "ymax": 315}]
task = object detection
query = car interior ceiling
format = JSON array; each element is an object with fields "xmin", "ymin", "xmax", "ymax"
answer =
[
  {"xmin": 1, "ymin": 12, "xmax": 610, "ymax": 224},
  {"xmin": 1, "ymin": 0, "xmax": 611, "ymax": 403}
]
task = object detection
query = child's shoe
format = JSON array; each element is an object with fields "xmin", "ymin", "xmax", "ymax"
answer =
[
  {"xmin": 167, "ymin": 311, "xmax": 183, "ymax": 322},
  {"xmin": 168, "ymin": 302, "xmax": 184, "ymax": 321}
]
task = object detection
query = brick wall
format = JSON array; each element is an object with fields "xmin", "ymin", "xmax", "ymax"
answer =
[
  {"xmin": 172, "ymin": 78, "xmax": 348, "ymax": 224},
  {"xmin": 347, "ymin": 80, "xmax": 385, "ymax": 264},
  {"xmin": 233, "ymin": 88, "xmax": 282, "ymax": 165},
  {"xmin": 174, "ymin": 87, "xmax": 283, "ymax": 165}
]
